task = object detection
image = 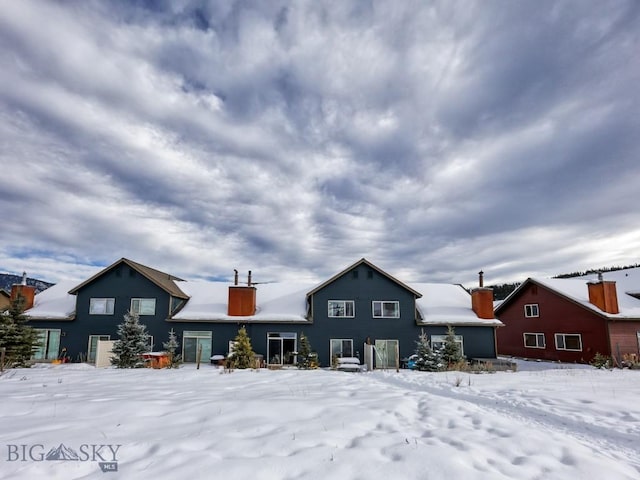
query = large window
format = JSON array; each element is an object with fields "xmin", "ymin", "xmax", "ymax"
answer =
[
  {"xmin": 328, "ymin": 300, "xmax": 355, "ymax": 318},
  {"xmin": 330, "ymin": 339, "xmax": 354, "ymax": 359},
  {"xmin": 524, "ymin": 333, "xmax": 545, "ymax": 348},
  {"xmin": 89, "ymin": 298, "xmax": 115, "ymax": 315},
  {"xmin": 372, "ymin": 301, "xmax": 400, "ymax": 318},
  {"xmin": 555, "ymin": 333, "xmax": 582, "ymax": 351},
  {"xmin": 431, "ymin": 334, "xmax": 464, "ymax": 356},
  {"xmin": 131, "ymin": 298, "xmax": 156, "ymax": 315},
  {"xmin": 524, "ymin": 304, "xmax": 539, "ymax": 318},
  {"xmin": 183, "ymin": 331, "xmax": 212, "ymax": 363},
  {"xmin": 33, "ymin": 329, "xmax": 61, "ymax": 360}
]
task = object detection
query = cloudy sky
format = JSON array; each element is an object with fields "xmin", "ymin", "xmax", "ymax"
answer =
[{"xmin": 1, "ymin": 0, "xmax": 639, "ymax": 287}]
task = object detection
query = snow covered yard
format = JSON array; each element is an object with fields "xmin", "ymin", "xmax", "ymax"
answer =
[{"xmin": 1, "ymin": 363, "xmax": 639, "ymax": 480}]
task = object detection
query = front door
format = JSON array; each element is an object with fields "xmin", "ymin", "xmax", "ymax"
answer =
[
  {"xmin": 374, "ymin": 339, "xmax": 399, "ymax": 369},
  {"xmin": 267, "ymin": 332, "xmax": 297, "ymax": 366}
]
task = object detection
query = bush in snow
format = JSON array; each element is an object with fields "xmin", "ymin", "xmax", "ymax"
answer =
[
  {"xmin": 162, "ymin": 329, "xmax": 181, "ymax": 368},
  {"xmin": 110, "ymin": 311, "xmax": 150, "ymax": 368},
  {"xmin": 441, "ymin": 325, "xmax": 465, "ymax": 369},
  {"xmin": 297, "ymin": 332, "xmax": 317, "ymax": 369},
  {"xmin": 413, "ymin": 330, "xmax": 444, "ymax": 372},
  {"xmin": 229, "ymin": 326, "xmax": 255, "ymax": 369},
  {"xmin": 0, "ymin": 295, "xmax": 40, "ymax": 368}
]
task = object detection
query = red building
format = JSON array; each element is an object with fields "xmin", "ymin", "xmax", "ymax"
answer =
[{"xmin": 495, "ymin": 268, "xmax": 640, "ymax": 365}]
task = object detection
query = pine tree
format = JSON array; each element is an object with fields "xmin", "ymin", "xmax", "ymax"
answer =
[
  {"xmin": 0, "ymin": 295, "xmax": 40, "ymax": 368},
  {"xmin": 110, "ymin": 311, "xmax": 150, "ymax": 368},
  {"xmin": 162, "ymin": 328, "xmax": 181, "ymax": 368},
  {"xmin": 229, "ymin": 326, "xmax": 255, "ymax": 369},
  {"xmin": 413, "ymin": 330, "xmax": 443, "ymax": 372},
  {"xmin": 441, "ymin": 325, "xmax": 464, "ymax": 368},
  {"xmin": 297, "ymin": 332, "xmax": 316, "ymax": 369}
]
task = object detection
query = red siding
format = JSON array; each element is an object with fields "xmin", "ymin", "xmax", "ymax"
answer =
[
  {"xmin": 496, "ymin": 282, "xmax": 610, "ymax": 363},
  {"xmin": 608, "ymin": 321, "xmax": 640, "ymax": 363}
]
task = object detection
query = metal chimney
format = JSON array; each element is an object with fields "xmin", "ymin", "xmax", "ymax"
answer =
[
  {"xmin": 234, "ymin": 269, "xmax": 239, "ymax": 286},
  {"xmin": 248, "ymin": 270, "xmax": 252, "ymax": 287},
  {"xmin": 478, "ymin": 270, "xmax": 484, "ymax": 288}
]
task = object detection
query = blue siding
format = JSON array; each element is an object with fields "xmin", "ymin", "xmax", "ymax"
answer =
[{"xmin": 27, "ymin": 261, "xmax": 498, "ymax": 366}]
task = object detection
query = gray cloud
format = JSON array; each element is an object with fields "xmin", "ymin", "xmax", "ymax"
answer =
[{"xmin": 1, "ymin": 0, "xmax": 639, "ymax": 287}]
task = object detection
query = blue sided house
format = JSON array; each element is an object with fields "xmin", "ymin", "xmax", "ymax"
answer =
[{"xmin": 21, "ymin": 258, "xmax": 503, "ymax": 368}]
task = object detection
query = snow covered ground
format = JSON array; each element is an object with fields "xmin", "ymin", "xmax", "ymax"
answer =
[{"xmin": 1, "ymin": 361, "xmax": 639, "ymax": 479}]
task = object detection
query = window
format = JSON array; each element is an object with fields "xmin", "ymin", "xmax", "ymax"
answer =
[
  {"xmin": 555, "ymin": 334, "xmax": 582, "ymax": 351},
  {"xmin": 431, "ymin": 334, "xmax": 464, "ymax": 356},
  {"xmin": 330, "ymin": 339, "xmax": 354, "ymax": 359},
  {"xmin": 524, "ymin": 333, "xmax": 545, "ymax": 348},
  {"xmin": 328, "ymin": 300, "xmax": 355, "ymax": 318},
  {"xmin": 131, "ymin": 298, "xmax": 156, "ymax": 315},
  {"xmin": 372, "ymin": 301, "xmax": 400, "ymax": 318},
  {"xmin": 183, "ymin": 331, "xmax": 212, "ymax": 363},
  {"xmin": 352, "ymin": 270, "xmax": 359, "ymax": 279},
  {"xmin": 524, "ymin": 304, "xmax": 539, "ymax": 317},
  {"xmin": 89, "ymin": 298, "xmax": 115, "ymax": 315},
  {"xmin": 33, "ymin": 329, "xmax": 61, "ymax": 360}
]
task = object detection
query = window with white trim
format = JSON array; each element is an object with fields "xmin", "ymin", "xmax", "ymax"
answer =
[
  {"xmin": 524, "ymin": 304, "xmax": 539, "ymax": 317},
  {"xmin": 131, "ymin": 298, "xmax": 156, "ymax": 315},
  {"xmin": 330, "ymin": 339, "xmax": 354, "ymax": 358},
  {"xmin": 372, "ymin": 301, "xmax": 400, "ymax": 318},
  {"xmin": 431, "ymin": 334, "xmax": 464, "ymax": 356},
  {"xmin": 555, "ymin": 333, "xmax": 582, "ymax": 351},
  {"xmin": 89, "ymin": 298, "xmax": 115, "ymax": 315},
  {"xmin": 523, "ymin": 333, "xmax": 545, "ymax": 348},
  {"xmin": 328, "ymin": 300, "xmax": 355, "ymax": 318}
]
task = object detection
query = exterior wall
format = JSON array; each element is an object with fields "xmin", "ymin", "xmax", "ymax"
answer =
[
  {"xmin": 0, "ymin": 292, "xmax": 11, "ymax": 311},
  {"xmin": 26, "ymin": 260, "xmax": 499, "ymax": 366},
  {"xmin": 32, "ymin": 265, "xmax": 174, "ymax": 362},
  {"xmin": 308, "ymin": 263, "xmax": 420, "ymax": 365},
  {"xmin": 496, "ymin": 283, "xmax": 610, "ymax": 363},
  {"xmin": 608, "ymin": 321, "xmax": 640, "ymax": 363}
]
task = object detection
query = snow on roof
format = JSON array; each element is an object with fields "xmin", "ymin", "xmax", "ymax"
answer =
[
  {"xmin": 533, "ymin": 267, "xmax": 640, "ymax": 319},
  {"xmin": 412, "ymin": 283, "xmax": 503, "ymax": 326},
  {"xmin": 172, "ymin": 281, "xmax": 316, "ymax": 322},
  {"xmin": 25, "ymin": 280, "xmax": 77, "ymax": 320},
  {"xmin": 20, "ymin": 277, "xmax": 506, "ymax": 327}
]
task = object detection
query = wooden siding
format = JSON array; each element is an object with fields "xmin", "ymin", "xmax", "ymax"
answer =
[
  {"xmin": 496, "ymin": 282, "xmax": 610, "ymax": 363},
  {"xmin": 608, "ymin": 321, "xmax": 640, "ymax": 362}
]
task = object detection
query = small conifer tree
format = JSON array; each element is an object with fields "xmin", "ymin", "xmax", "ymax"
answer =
[
  {"xmin": 229, "ymin": 326, "xmax": 255, "ymax": 369},
  {"xmin": 297, "ymin": 332, "xmax": 316, "ymax": 369},
  {"xmin": 111, "ymin": 311, "xmax": 150, "ymax": 368},
  {"xmin": 441, "ymin": 325, "xmax": 464, "ymax": 368},
  {"xmin": 162, "ymin": 328, "xmax": 181, "ymax": 368},
  {"xmin": 0, "ymin": 295, "xmax": 40, "ymax": 368},
  {"xmin": 413, "ymin": 330, "xmax": 443, "ymax": 372}
]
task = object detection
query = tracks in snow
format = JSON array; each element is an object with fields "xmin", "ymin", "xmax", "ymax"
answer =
[{"xmin": 373, "ymin": 373, "xmax": 640, "ymax": 472}]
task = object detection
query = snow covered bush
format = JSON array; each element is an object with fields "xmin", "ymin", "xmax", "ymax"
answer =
[
  {"xmin": 0, "ymin": 295, "xmax": 39, "ymax": 368},
  {"xmin": 297, "ymin": 332, "xmax": 317, "ymax": 369},
  {"xmin": 162, "ymin": 329, "xmax": 181, "ymax": 368},
  {"xmin": 413, "ymin": 330, "xmax": 444, "ymax": 372},
  {"xmin": 228, "ymin": 326, "xmax": 255, "ymax": 369},
  {"xmin": 110, "ymin": 311, "xmax": 151, "ymax": 368}
]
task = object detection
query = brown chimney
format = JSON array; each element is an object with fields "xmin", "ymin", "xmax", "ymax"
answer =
[
  {"xmin": 10, "ymin": 272, "xmax": 36, "ymax": 311},
  {"xmin": 471, "ymin": 270, "xmax": 494, "ymax": 319},
  {"xmin": 228, "ymin": 270, "xmax": 256, "ymax": 316},
  {"xmin": 587, "ymin": 276, "xmax": 619, "ymax": 314}
]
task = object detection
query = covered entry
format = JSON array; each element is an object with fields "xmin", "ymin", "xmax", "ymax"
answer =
[{"xmin": 267, "ymin": 332, "xmax": 297, "ymax": 366}]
